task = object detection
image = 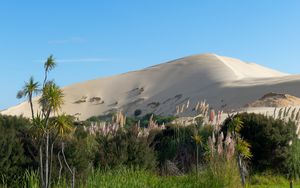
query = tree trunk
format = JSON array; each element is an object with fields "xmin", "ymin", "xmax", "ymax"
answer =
[
  {"xmin": 43, "ymin": 71, "xmax": 48, "ymax": 88},
  {"xmin": 49, "ymin": 143, "xmax": 54, "ymax": 187},
  {"xmin": 196, "ymin": 145, "xmax": 199, "ymax": 175},
  {"xmin": 62, "ymin": 142, "xmax": 76, "ymax": 187},
  {"xmin": 72, "ymin": 167, "xmax": 76, "ymax": 188},
  {"xmin": 45, "ymin": 132, "xmax": 49, "ymax": 188},
  {"xmin": 62, "ymin": 142, "xmax": 73, "ymax": 173},
  {"xmin": 237, "ymin": 154, "xmax": 245, "ymax": 187},
  {"xmin": 39, "ymin": 145, "xmax": 45, "ymax": 188},
  {"xmin": 29, "ymin": 95, "xmax": 35, "ymax": 120},
  {"xmin": 58, "ymin": 151, "xmax": 63, "ymax": 182}
]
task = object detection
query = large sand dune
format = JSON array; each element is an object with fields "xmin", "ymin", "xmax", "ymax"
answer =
[{"xmin": 2, "ymin": 53, "xmax": 300, "ymax": 120}]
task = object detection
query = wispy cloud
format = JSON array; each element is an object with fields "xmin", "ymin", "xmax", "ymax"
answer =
[
  {"xmin": 57, "ymin": 58, "xmax": 110, "ymax": 63},
  {"xmin": 34, "ymin": 57, "xmax": 111, "ymax": 64},
  {"xmin": 48, "ymin": 37, "xmax": 86, "ymax": 44}
]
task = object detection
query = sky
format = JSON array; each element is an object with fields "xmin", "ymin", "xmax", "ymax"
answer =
[{"xmin": 0, "ymin": 0, "xmax": 300, "ymax": 110}]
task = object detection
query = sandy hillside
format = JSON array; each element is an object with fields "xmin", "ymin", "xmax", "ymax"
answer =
[
  {"xmin": 245, "ymin": 92, "xmax": 300, "ymax": 107},
  {"xmin": 2, "ymin": 53, "xmax": 300, "ymax": 120}
]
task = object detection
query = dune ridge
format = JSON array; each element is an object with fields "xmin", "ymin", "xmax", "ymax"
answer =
[{"xmin": 2, "ymin": 53, "xmax": 299, "ymax": 120}]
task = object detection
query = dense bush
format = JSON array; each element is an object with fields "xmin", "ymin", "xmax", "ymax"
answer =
[
  {"xmin": 285, "ymin": 133, "xmax": 300, "ymax": 181},
  {"xmin": 2, "ymin": 112, "xmax": 299, "ymax": 187},
  {"xmin": 0, "ymin": 115, "xmax": 96, "ymax": 185},
  {"xmin": 45, "ymin": 123, "xmax": 97, "ymax": 184},
  {"xmin": 151, "ymin": 125, "xmax": 202, "ymax": 174},
  {"xmin": 0, "ymin": 125, "xmax": 26, "ymax": 185},
  {"xmin": 0, "ymin": 115, "xmax": 35, "ymax": 185},
  {"xmin": 86, "ymin": 113, "xmax": 176, "ymax": 128},
  {"xmin": 223, "ymin": 113, "xmax": 296, "ymax": 173},
  {"xmin": 94, "ymin": 128, "xmax": 157, "ymax": 170},
  {"xmin": 140, "ymin": 114, "xmax": 176, "ymax": 128}
]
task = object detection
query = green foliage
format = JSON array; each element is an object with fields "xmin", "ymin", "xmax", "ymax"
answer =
[
  {"xmin": 0, "ymin": 115, "xmax": 34, "ymax": 186},
  {"xmin": 204, "ymin": 157, "xmax": 242, "ymax": 188},
  {"xmin": 22, "ymin": 170, "xmax": 40, "ymax": 188},
  {"xmin": 152, "ymin": 125, "xmax": 201, "ymax": 173},
  {"xmin": 0, "ymin": 125, "xmax": 26, "ymax": 185},
  {"xmin": 16, "ymin": 76, "xmax": 40, "ymax": 99},
  {"xmin": 140, "ymin": 114, "xmax": 176, "ymax": 128},
  {"xmin": 1, "ymin": 113, "xmax": 299, "ymax": 187},
  {"xmin": 39, "ymin": 81, "xmax": 64, "ymax": 114},
  {"xmin": 285, "ymin": 135, "xmax": 300, "ymax": 180},
  {"xmin": 94, "ymin": 128, "xmax": 156, "ymax": 170},
  {"xmin": 198, "ymin": 123, "xmax": 214, "ymax": 142},
  {"xmin": 60, "ymin": 136, "xmax": 93, "ymax": 180},
  {"xmin": 228, "ymin": 116, "xmax": 243, "ymax": 133},
  {"xmin": 51, "ymin": 114, "xmax": 74, "ymax": 138},
  {"xmin": 248, "ymin": 173, "xmax": 293, "ymax": 187},
  {"xmin": 2, "ymin": 167, "xmax": 300, "ymax": 188},
  {"xmin": 45, "ymin": 121, "xmax": 96, "ymax": 183},
  {"xmin": 224, "ymin": 113, "xmax": 296, "ymax": 173},
  {"xmin": 236, "ymin": 137, "xmax": 253, "ymax": 160}
]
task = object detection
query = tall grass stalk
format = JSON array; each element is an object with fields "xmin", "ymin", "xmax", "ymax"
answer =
[{"xmin": 22, "ymin": 170, "xmax": 39, "ymax": 188}]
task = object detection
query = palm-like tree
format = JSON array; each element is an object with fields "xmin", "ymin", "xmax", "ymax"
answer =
[
  {"xmin": 52, "ymin": 114, "xmax": 74, "ymax": 137},
  {"xmin": 43, "ymin": 55, "xmax": 56, "ymax": 87},
  {"xmin": 227, "ymin": 116, "xmax": 251, "ymax": 187},
  {"xmin": 38, "ymin": 81, "xmax": 64, "ymax": 188},
  {"xmin": 39, "ymin": 82, "xmax": 64, "ymax": 120},
  {"xmin": 17, "ymin": 55, "xmax": 65, "ymax": 188},
  {"xmin": 17, "ymin": 76, "xmax": 40, "ymax": 119},
  {"xmin": 192, "ymin": 134, "xmax": 202, "ymax": 175}
]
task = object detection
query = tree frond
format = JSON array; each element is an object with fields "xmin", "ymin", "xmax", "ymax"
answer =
[
  {"xmin": 16, "ymin": 90, "xmax": 24, "ymax": 99},
  {"xmin": 192, "ymin": 134, "xmax": 202, "ymax": 145},
  {"xmin": 51, "ymin": 114, "xmax": 74, "ymax": 137},
  {"xmin": 44, "ymin": 55, "xmax": 56, "ymax": 72},
  {"xmin": 228, "ymin": 117, "xmax": 244, "ymax": 133},
  {"xmin": 17, "ymin": 77, "xmax": 40, "ymax": 99},
  {"xmin": 236, "ymin": 138, "xmax": 252, "ymax": 159},
  {"xmin": 39, "ymin": 82, "xmax": 64, "ymax": 114}
]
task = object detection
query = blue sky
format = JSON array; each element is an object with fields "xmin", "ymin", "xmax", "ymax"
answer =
[{"xmin": 0, "ymin": 1, "xmax": 300, "ymax": 110}]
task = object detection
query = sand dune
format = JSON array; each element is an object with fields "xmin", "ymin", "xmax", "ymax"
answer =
[
  {"xmin": 2, "ymin": 53, "xmax": 300, "ymax": 120},
  {"xmin": 245, "ymin": 92, "xmax": 300, "ymax": 107}
]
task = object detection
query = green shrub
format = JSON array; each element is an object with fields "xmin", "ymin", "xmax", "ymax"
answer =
[
  {"xmin": 285, "ymin": 134, "xmax": 300, "ymax": 181},
  {"xmin": 45, "ymin": 124, "xmax": 97, "ymax": 184},
  {"xmin": 152, "ymin": 125, "xmax": 203, "ymax": 173},
  {"xmin": 223, "ymin": 113, "xmax": 296, "ymax": 173},
  {"xmin": 140, "ymin": 114, "xmax": 176, "ymax": 128},
  {"xmin": 202, "ymin": 157, "xmax": 242, "ymax": 188},
  {"xmin": 94, "ymin": 128, "xmax": 156, "ymax": 170},
  {"xmin": 0, "ymin": 115, "xmax": 33, "ymax": 186}
]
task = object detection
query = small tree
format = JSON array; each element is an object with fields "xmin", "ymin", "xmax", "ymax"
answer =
[
  {"xmin": 17, "ymin": 76, "xmax": 40, "ymax": 120},
  {"xmin": 192, "ymin": 133, "xmax": 202, "ymax": 175},
  {"xmin": 226, "ymin": 116, "xmax": 252, "ymax": 187},
  {"xmin": 17, "ymin": 55, "xmax": 72, "ymax": 188}
]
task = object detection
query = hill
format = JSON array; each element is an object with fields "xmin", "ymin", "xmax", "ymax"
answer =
[{"xmin": 2, "ymin": 53, "xmax": 300, "ymax": 120}]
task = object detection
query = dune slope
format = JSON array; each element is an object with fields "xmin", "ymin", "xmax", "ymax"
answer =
[{"xmin": 2, "ymin": 53, "xmax": 300, "ymax": 120}]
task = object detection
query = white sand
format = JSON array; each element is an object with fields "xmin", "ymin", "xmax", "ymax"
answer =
[{"xmin": 2, "ymin": 53, "xmax": 300, "ymax": 120}]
